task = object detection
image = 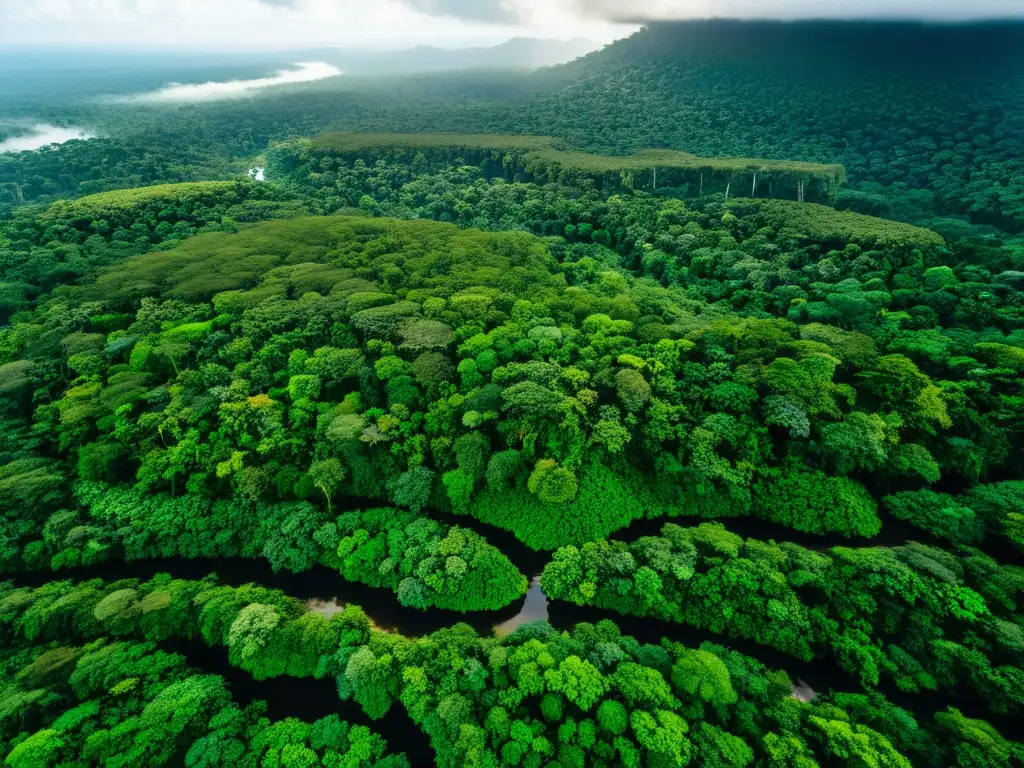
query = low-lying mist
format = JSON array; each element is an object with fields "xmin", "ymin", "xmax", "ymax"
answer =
[
  {"xmin": 121, "ymin": 61, "xmax": 342, "ymax": 103},
  {"xmin": 0, "ymin": 123, "xmax": 93, "ymax": 153}
]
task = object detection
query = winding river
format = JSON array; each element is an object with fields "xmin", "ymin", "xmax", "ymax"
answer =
[
  {"xmin": 158, "ymin": 637, "xmax": 436, "ymax": 765},
  {"xmin": 4, "ymin": 502, "xmax": 1009, "ymax": 734}
]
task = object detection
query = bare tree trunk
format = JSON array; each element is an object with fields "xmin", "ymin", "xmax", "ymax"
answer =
[
  {"xmin": 752, "ymin": 172, "xmax": 757, "ymax": 197},
  {"xmin": 699, "ymin": 171, "xmax": 703, "ymax": 196},
  {"xmin": 725, "ymin": 182, "xmax": 730, "ymax": 201},
  {"xmin": 652, "ymin": 167, "xmax": 657, "ymax": 190}
]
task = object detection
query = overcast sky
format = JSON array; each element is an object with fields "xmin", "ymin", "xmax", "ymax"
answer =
[{"xmin": 1, "ymin": 0, "xmax": 1021, "ymax": 51}]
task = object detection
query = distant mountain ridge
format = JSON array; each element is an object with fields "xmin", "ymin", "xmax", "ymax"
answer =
[
  {"xmin": 0, "ymin": 37, "xmax": 598, "ymax": 110},
  {"xmin": 301, "ymin": 37, "xmax": 599, "ymax": 75}
]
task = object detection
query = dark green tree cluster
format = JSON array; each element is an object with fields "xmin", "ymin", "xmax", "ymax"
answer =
[
  {"xmin": 480, "ymin": 21, "xmax": 1024, "ymax": 232},
  {"xmin": 50, "ymin": 482, "xmax": 329, "ymax": 573},
  {"xmin": 5, "ymin": 575, "xmax": 1019, "ymax": 768},
  {"xmin": 0, "ymin": 635, "xmax": 406, "ymax": 767},
  {"xmin": 0, "ymin": 135, "xmax": 228, "ymax": 210},
  {"xmin": 0, "ymin": 574, "xmax": 374, "ymax": 682},
  {"xmin": 11, "ymin": 483, "xmax": 526, "ymax": 613},
  {"xmin": 324, "ymin": 507, "xmax": 528, "ymax": 611},
  {"xmin": 542, "ymin": 523, "xmax": 1024, "ymax": 714},
  {"xmin": 0, "ymin": 181, "xmax": 305, "ymax": 306}
]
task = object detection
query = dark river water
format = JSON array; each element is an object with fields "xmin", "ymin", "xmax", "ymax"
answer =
[
  {"xmin": 6, "ymin": 553, "xmax": 1007, "ymax": 738},
  {"xmin": 158, "ymin": 637, "xmax": 436, "ymax": 766},
  {"xmin": 5, "ymin": 555, "xmax": 531, "ymax": 638}
]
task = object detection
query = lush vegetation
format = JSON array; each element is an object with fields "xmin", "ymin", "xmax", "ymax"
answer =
[
  {"xmin": 542, "ymin": 522, "xmax": 1024, "ymax": 712},
  {"xmin": 0, "ymin": 180, "xmax": 305, "ymax": 310},
  {"xmin": 4, "ymin": 575, "xmax": 1021, "ymax": 768},
  {"xmin": 325, "ymin": 507, "xmax": 528, "ymax": 611},
  {"xmin": 0, "ymin": 636, "xmax": 407, "ymax": 767},
  {"xmin": 303, "ymin": 133, "xmax": 845, "ymax": 201},
  {"xmin": 0, "ymin": 151, "xmax": 1021, "ymax": 762},
  {"xmin": 2, "ymin": 18, "xmax": 1024, "ymax": 767},
  {"xmin": 6, "ymin": 206, "xmax": 1015, "ymax": 555},
  {"xmin": 22, "ymin": 481, "xmax": 527, "ymax": 612}
]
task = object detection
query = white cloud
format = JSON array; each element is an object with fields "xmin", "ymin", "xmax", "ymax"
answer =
[
  {"xmin": 0, "ymin": 0, "xmax": 629, "ymax": 49},
  {"xmin": 123, "ymin": 61, "xmax": 342, "ymax": 102},
  {"xmin": 0, "ymin": 123, "xmax": 93, "ymax": 153}
]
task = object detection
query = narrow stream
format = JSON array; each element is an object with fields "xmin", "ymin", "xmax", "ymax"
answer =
[
  {"xmin": 494, "ymin": 576, "xmax": 548, "ymax": 636},
  {"xmin": 159, "ymin": 637, "xmax": 435, "ymax": 765},
  {"xmin": 5, "ymin": 553, "xmax": 1008, "ymax": 733},
  {"xmin": 546, "ymin": 598, "xmax": 1007, "ymax": 731},
  {"xmin": 5, "ymin": 556, "xmax": 526, "ymax": 638}
]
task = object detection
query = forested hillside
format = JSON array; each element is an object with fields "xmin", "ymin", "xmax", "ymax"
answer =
[
  {"xmin": 5, "ymin": 21, "xmax": 1024, "ymax": 234},
  {"xmin": 1, "ymin": 19, "xmax": 1023, "ymax": 768},
  {"xmin": 497, "ymin": 22, "xmax": 1024, "ymax": 231}
]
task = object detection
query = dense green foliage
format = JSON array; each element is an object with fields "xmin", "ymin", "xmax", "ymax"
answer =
[
  {"xmin": 0, "ymin": 181, "xmax": 304, "ymax": 308},
  {"xmin": 2, "ymin": 193, "xmax": 1020, "ymax": 554},
  {"xmin": 465, "ymin": 21, "xmax": 1024, "ymax": 233},
  {"xmin": 0, "ymin": 575, "xmax": 371, "ymax": 682},
  {"xmin": 0, "ymin": 636, "xmax": 407, "ymax": 767},
  {"xmin": 325, "ymin": 507, "xmax": 528, "ymax": 611},
  {"xmin": 3, "ymin": 19, "xmax": 1024, "ymax": 767},
  {"xmin": 0, "ymin": 136, "xmax": 1021, "ymax": 764},
  {"xmin": 466, "ymin": 459, "xmax": 675, "ymax": 549},
  {"xmin": 4, "ymin": 575, "xmax": 1021, "ymax": 768},
  {"xmin": 542, "ymin": 523, "xmax": 1024, "ymax": 713},
  {"xmin": 272, "ymin": 140, "xmax": 937, "ymax": 243},
  {"xmin": 13, "ymin": 482, "xmax": 526, "ymax": 613},
  {"xmin": 62, "ymin": 483, "xmax": 331, "ymax": 573},
  {"xmin": 303, "ymin": 133, "xmax": 845, "ymax": 201}
]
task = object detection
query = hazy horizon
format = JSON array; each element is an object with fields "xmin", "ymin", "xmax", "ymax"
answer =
[
  {"xmin": 0, "ymin": 35, "xmax": 599, "ymax": 56},
  {"xmin": 5, "ymin": 0, "xmax": 1023, "ymax": 52}
]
